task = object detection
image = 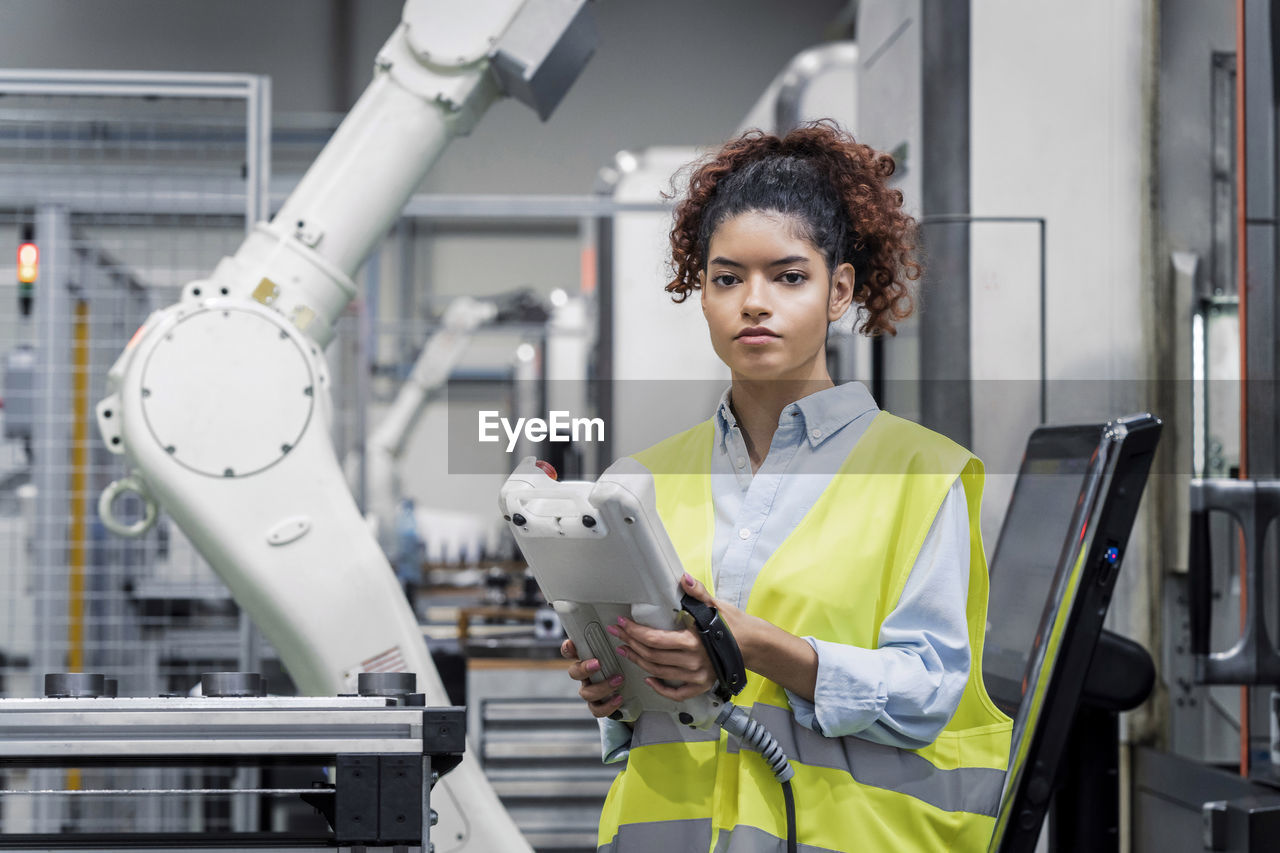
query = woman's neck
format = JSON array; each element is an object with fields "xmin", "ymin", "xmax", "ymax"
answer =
[{"xmin": 729, "ymin": 374, "xmax": 835, "ymax": 470}]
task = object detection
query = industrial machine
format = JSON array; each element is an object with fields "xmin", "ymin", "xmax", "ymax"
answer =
[
  {"xmin": 90, "ymin": 2, "xmax": 596, "ymax": 850},
  {"xmin": 1127, "ymin": 479, "xmax": 1280, "ymax": 851}
]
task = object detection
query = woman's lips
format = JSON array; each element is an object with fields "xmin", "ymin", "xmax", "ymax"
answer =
[{"xmin": 736, "ymin": 327, "xmax": 779, "ymax": 345}]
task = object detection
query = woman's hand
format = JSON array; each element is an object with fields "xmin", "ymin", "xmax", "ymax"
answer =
[
  {"xmin": 616, "ymin": 572, "xmax": 819, "ymax": 703},
  {"xmin": 564, "ymin": 572, "xmax": 818, "ymax": 710},
  {"xmin": 609, "ymin": 572, "xmax": 756, "ymax": 702},
  {"xmin": 561, "ymin": 638, "xmax": 627, "ymax": 718}
]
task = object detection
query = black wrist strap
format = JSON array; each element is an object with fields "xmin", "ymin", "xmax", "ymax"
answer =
[{"xmin": 681, "ymin": 593, "xmax": 747, "ymax": 702}]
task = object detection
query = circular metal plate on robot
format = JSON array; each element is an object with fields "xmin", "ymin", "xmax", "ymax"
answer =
[
  {"xmin": 45, "ymin": 672, "xmax": 106, "ymax": 698},
  {"xmin": 140, "ymin": 307, "xmax": 314, "ymax": 478},
  {"xmin": 357, "ymin": 671, "xmax": 417, "ymax": 697},
  {"xmin": 201, "ymin": 672, "xmax": 265, "ymax": 697}
]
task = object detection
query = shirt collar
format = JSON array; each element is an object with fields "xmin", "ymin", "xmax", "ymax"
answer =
[
  {"xmin": 788, "ymin": 382, "xmax": 879, "ymax": 447},
  {"xmin": 713, "ymin": 381, "xmax": 879, "ymax": 450},
  {"xmin": 714, "ymin": 386, "xmax": 738, "ymax": 451}
]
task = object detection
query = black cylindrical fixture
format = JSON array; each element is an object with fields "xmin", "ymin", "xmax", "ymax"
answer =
[
  {"xmin": 201, "ymin": 672, "xmax": 265, "ymax": 697},
  {"xmin": 357, "ymin": 671, "xmax": 416, "ymax": 697},
  {"xmin": 44, "ymin": 673, "xmax": 106, "ymax": 698}
]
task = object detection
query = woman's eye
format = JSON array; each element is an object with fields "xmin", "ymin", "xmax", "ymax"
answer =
[
  {"xmin": 780, "ymin": 271, "xmax": 806, "ymax": 285},
  {"xmin": 711, "ymin": 274, "xmax": 738, "ymax": 287}
]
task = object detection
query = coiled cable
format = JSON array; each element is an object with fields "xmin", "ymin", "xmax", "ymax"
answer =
[
  {"xmin": 716, "ymin": 703, "xmax": 794, "ymax": 782},
  {"xmin": 716, "ymin": 703, "xmax": 797, "ymax": 852}
]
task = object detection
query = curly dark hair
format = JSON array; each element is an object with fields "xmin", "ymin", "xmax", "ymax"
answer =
[{"xmin": 666, "ymin": 120, "xmax": 920, "ymax": 336}]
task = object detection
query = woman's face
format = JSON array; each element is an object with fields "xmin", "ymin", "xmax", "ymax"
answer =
[{"xmin": 699, "ymin": 210, "xmax": 854, "ymax": 384}]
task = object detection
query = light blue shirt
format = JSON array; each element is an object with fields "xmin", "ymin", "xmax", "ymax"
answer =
[{"xmin": 601, "ymin": 381, "xmax": 972, "ymax": 761}]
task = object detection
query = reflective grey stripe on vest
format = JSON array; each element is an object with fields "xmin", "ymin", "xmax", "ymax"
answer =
[
  {"xmin": 598, "ymin": 817, "xmax": 712, "ymax": 853},
  {"xmin": 711, "ymin": 824, "xmax": 841, "ymax": 853},
  {"xmin": 631, "ymin": 711, "xmax": 720, "ymax": 749},
  {"xmin": 634, "ymin": 703, "xmax": 1004, "ymax": 817},
  {"xmin": 726, "ymin": 703, "xmax": 1004, "ymax": 817}
]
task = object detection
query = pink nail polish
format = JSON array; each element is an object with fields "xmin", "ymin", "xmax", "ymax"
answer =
[
  {"xmin": 609, "ymin": 674, "xmax": 624, "ymax": 686},
  {"xmin": 616, "ymin": 646, "xmax": 627, "ymax": 657},
  {"xmin": 605, "ymin": 625, "xmax": 620, "ymax": 637},
  {"xmin": 617, "ymin": 616, "xmax": 627, "ymax": 627},
  {"xmin": 585, "ymin": 659, "xmax": 599, "ymax": 672}
]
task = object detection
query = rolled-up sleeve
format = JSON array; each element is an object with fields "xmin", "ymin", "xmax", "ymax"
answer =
[
  {"xmin": 599, "ymin": 717, "xmax": 633, "ymax": 764},
  {"xmin": 785, "ymin": 478, "xmax": 972, "ymax": 748}
]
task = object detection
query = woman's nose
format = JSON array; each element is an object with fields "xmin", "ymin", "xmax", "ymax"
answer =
[{"xmin": 739, "ymin": 278, "xmax": 770, "ymax": 316}]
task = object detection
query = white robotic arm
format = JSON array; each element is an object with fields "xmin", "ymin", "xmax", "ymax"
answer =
[
  {"xmin": 93, "ymin": 3, "xmax": 595, "ymax": 851},
  {"xmin": 357, "ymin": 296, "xmax": 499, "ymax": 546}
]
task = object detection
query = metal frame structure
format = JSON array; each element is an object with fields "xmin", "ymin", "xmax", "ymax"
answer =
[
  {"xmin": 0, "ymin": 69, "xmax": 272, "ymax": 836},
  {"xmin": 0, "ymin": 70, "xmax": 271, "ymax": 225}
]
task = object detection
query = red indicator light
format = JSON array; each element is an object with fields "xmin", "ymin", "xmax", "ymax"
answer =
[{"xmin": 17, "ymin": 242, "xmax": 37, "ymax": 284}]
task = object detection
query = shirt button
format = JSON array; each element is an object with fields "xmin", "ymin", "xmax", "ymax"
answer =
[
  {"xmin": 738, "ymin": 527, "xmax": 751, "ymax": 540},
  {"xmin": 810, "ymin": 428, "xmax": 822, "ymax": 439},
  {"xmin": 735, "ymin": 456, "xmax": 747, "ymax": 468}
]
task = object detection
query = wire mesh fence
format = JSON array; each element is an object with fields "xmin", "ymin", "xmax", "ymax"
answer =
[{"xmin": 0, "ymin": 76, "xmax": 293, "ymax": 836}]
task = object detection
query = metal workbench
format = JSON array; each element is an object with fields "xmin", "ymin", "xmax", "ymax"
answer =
[{"xmin": 0, "ymin": 674, "xmax": 465, "ymax": 850}]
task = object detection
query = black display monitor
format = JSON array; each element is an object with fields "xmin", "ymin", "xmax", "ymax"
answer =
[{"xmin": 984, "ymin": 414, "xmax": 1161, "ymax": 853}]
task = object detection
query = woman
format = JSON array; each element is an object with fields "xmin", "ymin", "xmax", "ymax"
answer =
[{"xmin": 562, "ymin": 121, "xmax": 1012, "ymax": 852}]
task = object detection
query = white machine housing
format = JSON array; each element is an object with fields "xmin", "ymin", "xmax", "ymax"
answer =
[{"xmin": 499, "ymin": 456, "xmax": 724, "ymax": 727}]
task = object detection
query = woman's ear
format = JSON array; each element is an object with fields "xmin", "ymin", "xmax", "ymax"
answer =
[
  {"xmin": 829, "ymin": 262, "xmax": 855, "ymax": 322},
  {"xmin": 698, "ymin": 270, "xmax": 707, "ymax": 311}
]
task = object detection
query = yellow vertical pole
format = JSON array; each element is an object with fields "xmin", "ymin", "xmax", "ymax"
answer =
[
  {"xmin": 68, "ymin": 299, "xmax": 87, "ymax": 673},
  {"xmin": 67, "ymin": 298, "xmax": 88, "ymax": 794}
]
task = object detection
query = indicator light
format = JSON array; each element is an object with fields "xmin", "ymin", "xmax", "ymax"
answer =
[
  {"xmin": 17, "ymin": 242, "xmax": 37, "ymax": 283},
  {"xmin": 16, "ymin": 230, "xmax": 36, "ymax": 317}
]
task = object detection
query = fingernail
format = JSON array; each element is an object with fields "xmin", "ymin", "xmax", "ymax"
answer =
[
  {"xmin": 609, "ymin": 674, "xmax": 624, "ymax": 686},
  {"xmin": 683, "ymin": 572, "xmax": 695, "ymax": 587},
  {"xmin": 617, "ymin": 616, "xmax": 628, "ymax": 627},
  {"xmin": 605, "ymin": 625, "xmax": 620, "ymax": 637},
  {"xmin": 616, "ymin": 646, "xmax": 628, "ymax": 657},
  {"xmin": 585, "ymin": 659, "xmax": 600, "ymax": 672},
  {"xmin": 612, "ymin": 694, "xmax": 624, "ymax": 705}
]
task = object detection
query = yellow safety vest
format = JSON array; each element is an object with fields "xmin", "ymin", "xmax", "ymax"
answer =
[{"xmin": 598, "ymin": 410, "xmax": 1013, "ymax": 853}]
